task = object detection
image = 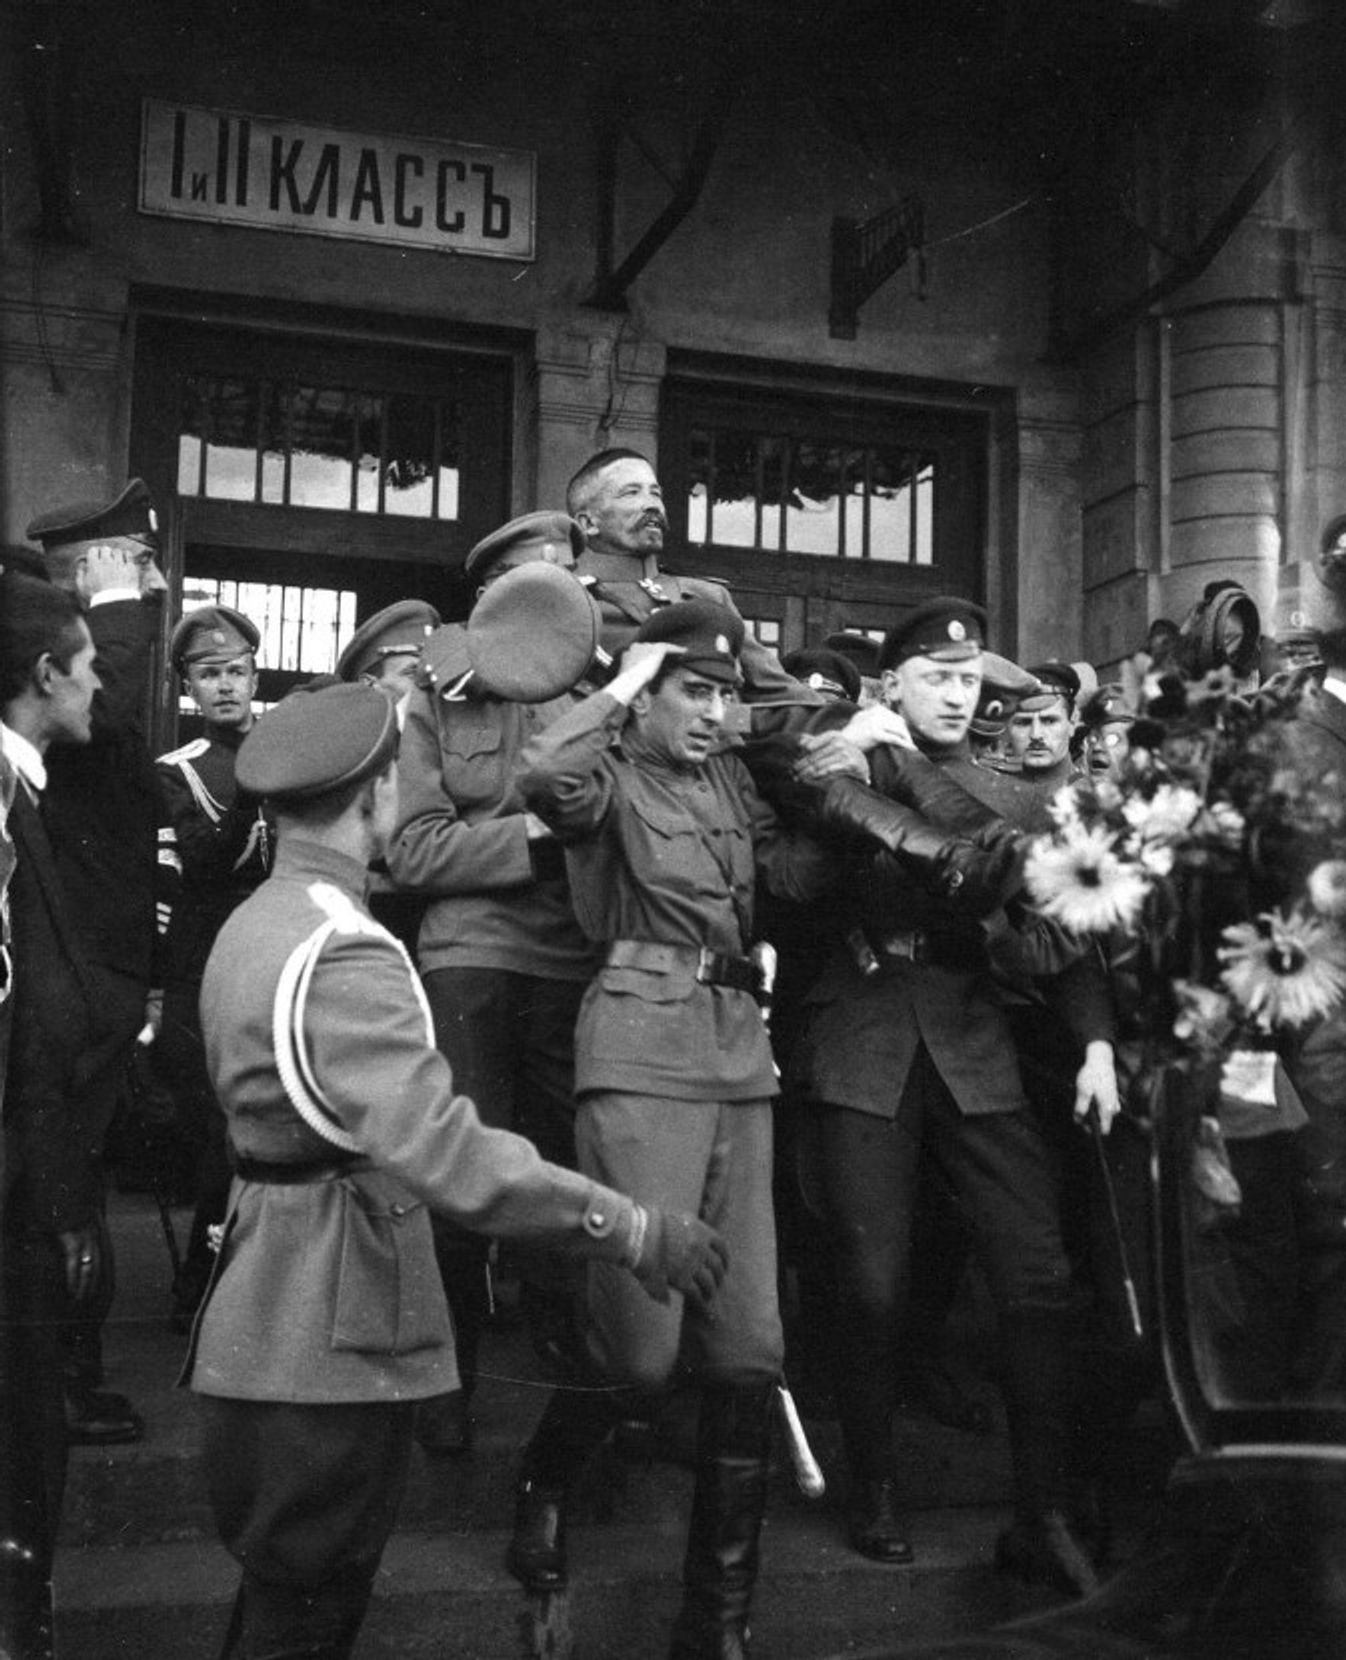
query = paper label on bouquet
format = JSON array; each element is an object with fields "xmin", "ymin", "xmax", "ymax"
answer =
[{"xmin": 1220, "ymin": 1048, "xmax": 1278, "ymax": 1108}]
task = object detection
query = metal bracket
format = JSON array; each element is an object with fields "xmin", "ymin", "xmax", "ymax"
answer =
[{"xmin": 828, "ymin": 196, "xmax": 925, "ymax": 340}]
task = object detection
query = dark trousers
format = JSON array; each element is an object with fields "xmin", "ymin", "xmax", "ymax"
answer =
[
  {"xmin": 0, "ymin": 1222, "xmax": 69, "ymax": 1660},
  {"xmin": 421, "ymin": 968, "xmax": 584, "ymax": 1389},
  {"xmin": 814, "ymin": 1043, "xmax": 1076, "ymax": 1515},
  {"xmin": 202, "ymin": 1397, "xmax": 415, "ymax": 1660}
]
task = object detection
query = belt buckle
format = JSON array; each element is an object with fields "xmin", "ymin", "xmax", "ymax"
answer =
[{"xmin": 883, "ymin": 931, "xmax": 922, "ymax": 962}]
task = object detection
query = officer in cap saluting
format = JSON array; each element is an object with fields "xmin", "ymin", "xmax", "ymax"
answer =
[{"xmin": 187, "ymin": 679, "xmax": 727, "ymax": 1660}]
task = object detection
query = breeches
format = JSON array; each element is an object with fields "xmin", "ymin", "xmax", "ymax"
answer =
[{"xmin": 576, "ymin": 1092, "xmax": 783, "ymax": 1390}]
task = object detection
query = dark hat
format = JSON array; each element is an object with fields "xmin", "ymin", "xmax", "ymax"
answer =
[
  {"xmin": 877, "ymin": 597, "xmax": 986, "ymax": 672},
  {"xmin": 1179, "ymin": 580, "xmax": 1262, "ymax": 678},
  {"xmin": 421, "ymin": 563, "xmax": 602, "ymax": 704},
  {"xmin": 170, "ymin": 605, "xmax": 261, "ymax": 675},
  {"xmin": 822, "ymin": 630, "xmax": 882, "ymax": 678},
  {"xmin": 1, "ymin": 544, "xmax": 50, "ymax": 581},
  {"xmin": 634, "ymin": 599, "xmax": 744, "ymax": 685},
  {"xmin": 336, "ymin": 599, "xmax": 440, "ymax": 682},
  {"xmin": 236, "ymin": 682, "xmax": 398, "ymax": 805},
  {"xmin": 1077, "ymin": 683, "xmax": 1137, "ymax": 731},
  {"xmin": 464, "ymin": 510, "xmax": 585, "ymax": 582},
  {"xmin": 1017, "ymin": 660, "xmax": 1081, "ymax": 714},
  {"xmin": 781, "ymin": 647, "xmax": 862, "ymax": 703},
  {"xmin": 970, "ymin": 651, "xmax": 1038, "ymax": 738},
  {"xmin": 26, "ymin": 479, "xmax": 159, "ymax": 551}
]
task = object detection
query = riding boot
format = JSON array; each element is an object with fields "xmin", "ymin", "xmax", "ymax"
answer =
[
  {"xmin": 668, "ymin": 1378, "xmax": 775, "ymax": 1660},
  {"xmin": 507, "ymin": 1381, "xmax": 628, "ymax": 1592}
]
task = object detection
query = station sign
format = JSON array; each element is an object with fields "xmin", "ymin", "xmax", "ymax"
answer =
[{"xmin": 139, "ymin": 99, "xmax": 536, "ymax": 261}]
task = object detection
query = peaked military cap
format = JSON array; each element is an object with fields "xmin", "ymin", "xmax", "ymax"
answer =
[
  {"xmin": 236, "ymin": 682, "xmax": 398, "ymax": 804},
  {"xmin": 26, "ymin": 478, "xmax": 159, "ymax": 551},
  {"xmin": 634, "ymin": 598, "xmax": 744, "ymax": 685},
  {"xmin": 822, "ymin": 630, "xmax": 882, "ymax": 678},
  {"xmin": 877, "ymin": 597, "xmax": 986, "ymax": 671},
  {"xmin": 781, "ymin": 647, "xmax": 861, "ymax": 703},
  {"xmin": 970, "ymin": 651, "xmax": 1038, "ymax": 738},
  {"xmin": 336, "ymin": 599, "xmax": 441, "ymax": 682},
  {"xmin": 1077, "ymin": 683, "xmax": 1137, "ymax": 731},
  {"xmin": 464, "ymin": 510, "xmax": 585, "ymax": 582},
  {"xmin": 1018, "ymin": 660, "xmax": 1082, "ymax": 714},
  {"xmin": 421, "ymin": 562, "xmax": 602, "ymax": 704},
  {"xmin": 170, "ymin": 605, "xmax": 261, "ymax": 674}
]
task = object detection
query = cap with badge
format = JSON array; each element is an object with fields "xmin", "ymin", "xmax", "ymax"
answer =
[
  {"xmin": 26, "ymin": 478, "xmax": 159, "ymax": 552},
  {"xmin": 336, "ymin": 600, "xmax": 441, "ymax": 682},
  {"xmin": 633, "ymin": 599, "xmax": 744, "ymax": 685},
  {"xmin": 781, "ymin": 647, "xmax": 862, "ymax": 703},
  {"xmin": 236, "ymin": 682, "xmax": 398, "ymax": 805},
  {"xmin": 970, "ymin": 651, "xmax": 1039, "ymax": 740},
  {"xmin": 464, "ymin": 510, "xmax": 585, "ymax": 582},
  {"xmin": 170, "ymin": 605, "xmax": 261, "ymax": 675},
  {"xmin": 877, "ymin": 597, "xmax": 986, "ymax": 672},
  {"xmin": 1018, "ymin": 660, "xmax": 1082, "ymax": 714}
]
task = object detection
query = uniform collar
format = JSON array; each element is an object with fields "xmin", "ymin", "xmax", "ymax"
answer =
[
  {"xmin": 273, "ymin": 837, "xmax": 372, "ymax": 899},
  {"xmin": 576, "ymin": 547, "xmax": 662, "ymax": 584},
  {"xmin": 1, "ymin": 723, "xmax": 46, "ymax": 796}
]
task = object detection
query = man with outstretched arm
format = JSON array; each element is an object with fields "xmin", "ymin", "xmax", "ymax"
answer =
[{"xmin": 183, "ymin": 681, "xmax": 726, "ymax": 1660}]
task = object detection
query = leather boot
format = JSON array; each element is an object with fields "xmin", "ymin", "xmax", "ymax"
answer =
[
  {"xmin": 668, "ymin": 1378, "xmax": 775, "ymax": 1660},
  {"xmin": 505, "ymin": 1381, "xmax": 627, "ymax": 1592},
  {"xmin": 814, "ymin": 776, "xmax": 1023, "ymax": 915}
]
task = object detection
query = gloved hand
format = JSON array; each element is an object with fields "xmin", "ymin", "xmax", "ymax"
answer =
[
  {"xmin": 632, "ymin": 1208, "xmax": 729, "ymax": 1307},
  {"xmin": 816, "ymin": 776, "xmax": 1024, "ymax": 915}
]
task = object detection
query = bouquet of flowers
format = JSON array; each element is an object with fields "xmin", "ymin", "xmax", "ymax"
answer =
[{"xmin": 1022, "ymin": 665, "xmax": 1346, "ymax": 1082}]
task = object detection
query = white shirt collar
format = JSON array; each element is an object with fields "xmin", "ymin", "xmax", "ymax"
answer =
[
  {"xmin": 1, "ymin": 723, "xmax": 47, "ymax": 795},
  {"xmin": 1322, "ymin": 674, "xmax": 1346, "ymax": 708}
]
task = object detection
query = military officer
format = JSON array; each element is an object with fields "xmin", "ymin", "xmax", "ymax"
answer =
[
  {"xmin": 789, "ymin": 598, "xmax": 1113, "ymax": 1596},
  {"xmin": 154, "ymin": 604, "xmax": 271, "ymax": 1330},
  {"xmin": 517, "ymin": 601, "xmax": 832, "ymax": 1660},
  {"xmin": 334, "ymin": 598, "xmax": 440, "ymax": 697},
  {"xmin": 386, "ymin": 511, "xmax": 594, "ymax": 1456},
  {"xmin": 187, "ymin": 680, "xmax": 727, "ymax": 1660}
]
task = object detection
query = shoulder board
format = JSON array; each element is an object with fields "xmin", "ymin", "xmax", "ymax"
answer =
[{"xmin": 157, "ymin": 737, "xmax": 211, "ymax": 766}]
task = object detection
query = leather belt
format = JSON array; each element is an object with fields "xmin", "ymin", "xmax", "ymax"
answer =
[
  {"xmin": 233, "ymin": 1155, "xmax": 371, "ymax": 1185},
  {"xmin": 606, "ymin": 938, "xmax": 763, "ymax": 994}
]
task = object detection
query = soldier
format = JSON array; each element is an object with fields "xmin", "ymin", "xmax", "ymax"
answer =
[
  {"xmin": 334, "ymin": 598, "xmax": 440, "ymax": 697},
  {"xmin": 517, "ymin": 601, "xmax": 833, "ymax": 1660},
  {"xmin": 154, "ymin": 605, "xmax": 271, "ymax": 1331},
  {"xmin": 1005, "ymin": 661, "xmax": 1081, "ymax": 788},
  {"xmin": 186, "ymin": 680, "xmax": 727, "ymax": 1660},
  {"xmin": 789, "ymin": 598, "xmax": 1115, "ymax": 1595},
  {"xmin": 569, "ymin": 448, "xmax": 821, "ymax": 712},
  {"xmin": 24, "ymin": 478, "xmax": 167, "ymax": 1446},
  {"xmin": 386, "ymin": 511, "xmax": 594, "ymax": 1456}
]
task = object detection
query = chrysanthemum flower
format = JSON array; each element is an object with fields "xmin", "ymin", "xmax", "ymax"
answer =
[
  {"xmin": 1307, "ymin": 859, "xmax": 1346, "ymax": 919},
  {"xmin": 1046, "ymin": 783, "xmax": 1084, "ymax": 831},
  {"xmin": 1122, "ymin": 783, "xmax": 1203, "ymax": 844},
  {"xmin": 1198, "ymin": 801, "xmax": 1245, "ymax": 850},
  {"xmin": 1218, "ymin": 909, "xmax": 1346, "ymax": 1029},
  {"xmin": 1024, "ymin": 825, "xmax": 1151, "ymax": 934}
]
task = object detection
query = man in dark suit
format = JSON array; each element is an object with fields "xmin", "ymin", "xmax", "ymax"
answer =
[
  {"xmin": 23, "ymin": 479, "xmax": 166, "ymax": 1442},
  {"xmin": 0, "ymin": 572, "xmax": 107, "ymax": 1659},
  {"xmin": 789, "ymin": 598, "xmax": 1113, "ymax": 1596}
]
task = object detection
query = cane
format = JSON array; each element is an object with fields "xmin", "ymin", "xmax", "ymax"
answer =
[{"xmin": 1088, "ymin": 1107, "xmax": 1143, "ymax": 1343}]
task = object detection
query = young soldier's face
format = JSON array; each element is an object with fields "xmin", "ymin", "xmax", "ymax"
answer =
[
  {"xmin": 186, "ymin": 655, "xmax": 258, "ymax": 732},
  {"xmin": 885, "ymin": 654, "xmax": 981, "ymax": 748},
  {"xmin": 1007, "ymin": 700, "xmax": 1072, "ymax": 773}
]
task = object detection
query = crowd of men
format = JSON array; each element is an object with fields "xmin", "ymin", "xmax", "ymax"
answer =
[{"xmin": 1, "ymin": 453, "xmax": 1342, "ymax": 1660}]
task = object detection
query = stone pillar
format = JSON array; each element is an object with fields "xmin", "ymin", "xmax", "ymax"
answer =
[
  {"xmin": 532, "ymin": 321, "xmax": 666, "ymax": 511},
  {"xmin": 1015, "ymin": 378, "xmax": 1085, "ymax": 665}
]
